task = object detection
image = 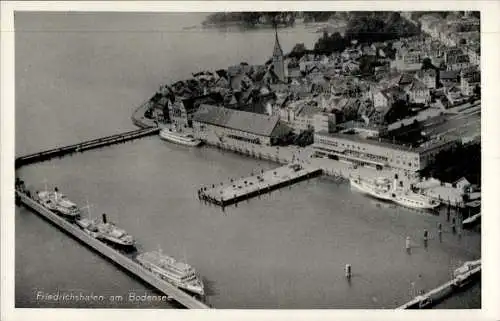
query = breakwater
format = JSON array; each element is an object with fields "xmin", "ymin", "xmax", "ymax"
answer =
[
  {"xmin": 397, "ymin": 260, "xmax": 481, "ymax": 309},
  {"xmin": 15, "ymin": 127, "xmax": 159, "ymax": 169}
]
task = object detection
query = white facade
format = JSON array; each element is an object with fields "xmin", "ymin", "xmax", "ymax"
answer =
[{"xmin": 313, "ymin": 132, "xmax": 458, "ymax": 173}]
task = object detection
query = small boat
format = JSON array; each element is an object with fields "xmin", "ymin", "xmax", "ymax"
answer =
[
  {"xmin": 462, "ymin": 213, "xmax": 481, "ymax": 228},
  {"xmin": 159, "ymin": 128, "xmax": 202, "ymax": 147},
  {"xmin": 136, "ymin": 249, "xmax": 205, "ymax": 296}
]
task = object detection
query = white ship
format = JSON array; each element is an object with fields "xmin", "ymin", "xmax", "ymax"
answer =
[
  {"xmin": 350, "ymin": 176, "xmax": 394, "ymax": 201},
  {"xmin": 350, "ymin": 176, "xmax": 440, "ymax": 210},
  {"xmin": 392, "ymin": 190, "xmax": 441, "ymax": 210},
  {"xmin": 136, "ymin": 249, "xmax": 205, "ymax": 296},
  {"xmin": 159, "ymin": 128, "xmax": 202, "ymax": 147}
]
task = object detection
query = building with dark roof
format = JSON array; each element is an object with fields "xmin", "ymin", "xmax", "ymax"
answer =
[{"xmin": 192, "ymin": 104, "xmax": 290, "ymax": 146}]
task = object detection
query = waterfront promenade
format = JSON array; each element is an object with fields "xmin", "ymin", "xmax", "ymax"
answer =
[{"xmin": 132, "ymin": 114, "xmax": 465, "ymax": 205}]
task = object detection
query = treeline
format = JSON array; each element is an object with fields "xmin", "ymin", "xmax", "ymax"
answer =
[
  {"xmin": 314, "ymin": 12, "xmax": 421, "ymax": 53},
  {"xmin": 420, "ymin": 143, "xmax": 481, "ymax": 185},
  {"xmin": 409, "ymin": 11, "xmax": 480, "ymax": 21},
  {"xmin": 202, "ymin": 12, "xmax": 296, "ymax": 27}
]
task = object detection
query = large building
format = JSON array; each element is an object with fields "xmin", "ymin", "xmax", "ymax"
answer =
[
  {"xmin": 313, "ymin": 130, "xmax": 458, "ymax": 173},
  {"xmin": 192, "ymin": 104, "xmax": 290, "ymax": 146}
]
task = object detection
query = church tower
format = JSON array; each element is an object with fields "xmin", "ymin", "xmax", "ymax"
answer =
[{"xmin": 272, "ymin": 27, "xmax": 286, "ymax": 83}]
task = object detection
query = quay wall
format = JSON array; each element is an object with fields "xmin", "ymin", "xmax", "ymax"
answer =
[{"xmin": 397, "ymin": 264, "xmax": 481, "ymax": 309}]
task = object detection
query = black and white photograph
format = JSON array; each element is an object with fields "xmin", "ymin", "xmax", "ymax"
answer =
[{"xmin": 1, "ymin": 1, "xmax": 499, "ymax": 320}]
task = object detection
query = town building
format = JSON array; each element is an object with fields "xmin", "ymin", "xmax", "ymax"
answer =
[
  {"xmin": 444, "ymin": 86, "xmax": 465, "ymax": 105},
  {"xmin": 415, "ymin": 69, "xmax": 437, "ymax": 89},
  {"xmin": 408, "ymin": 79, "xmax": 431, "ymax": 105},
  {"xmin": 439, "ymin": 70, "xmax": 460, "ymax": 88},
  {"xmin": 446, "ymin": 54, "xmax": 471, "ymax": 71},
  {"xmin": 169, "ymin": 93, "xmax": 223, "ymax": 127},
  {"xmin": 312, "ymin": 130, "xmax": 458, "ymax": 173},
  {"xmin": 372, "ymin": 86, "xmax": 407, "ymax": 111},
  {"xmin": 460, "ymin": 69, "xmax": 480, "ymax": 96},
  {"xmin": 466, "ymin": 45, "xmax": 480, "ymax": 66},
  {"xmin": 192, "ymin": 104, "xmax": 290, "ymax": 146}
]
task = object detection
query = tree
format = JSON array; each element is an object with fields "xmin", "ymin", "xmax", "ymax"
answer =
[
  {"xmin": 473, "ymin": 85, "xmax": 481, "ymax": 98},
  {"xmin": 290, "ymin": 43, "xmax": 307, "ymax": 57},
  {"xmin": 314, "ymin": 31, "xmax": 347, "ymax": 54},
  {"xmin": 421, "ymin": 57, "xmax": 435, "ymax": 70}
]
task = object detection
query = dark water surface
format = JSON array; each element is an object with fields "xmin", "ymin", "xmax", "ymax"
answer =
[{"xmin": 14, "ymin": 12, "xmax": 480, "ymax": 309}]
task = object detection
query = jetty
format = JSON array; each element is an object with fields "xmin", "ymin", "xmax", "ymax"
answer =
[
  {"xmin": 16, "ymin": 191, "xmax": 210, "ymax": 309},
  {"xmin": 198, "ymin": 163, "xmax": 323, "ymax": 207},
  {"xmin": 15, "ymin": 127, "xmax": 159, "ymax": 169},
  {"xmin": 396, "ymin": 260, "xmax": 481, "ymax": 309}
]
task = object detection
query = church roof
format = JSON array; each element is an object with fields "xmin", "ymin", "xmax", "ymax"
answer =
[{"xmin": 273, "ymin": 28, "xmax": 283, "ymax": 58}]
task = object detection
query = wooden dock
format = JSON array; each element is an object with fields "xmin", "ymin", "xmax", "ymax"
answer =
[
  {"xmin": 15, "ymin": 127, "xmax": 159, "ymax": 169},
  {"xmin": 396, "ymin": 261, "xmax": 481, "ymax": 309},
  {"xmin": 16, "ymin": 191, "xmax": 210, "ymax": 309},
  {"xmin": 198, "ymin": 163, "xmax": 323, "ymax": 207}
]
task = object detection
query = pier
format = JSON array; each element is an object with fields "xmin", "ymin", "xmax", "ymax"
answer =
[
  {"xmin": 396, "ymin": 261, "xmax": 481, "ymax": 309},
  {"xmin": 16, "ymin": 191, "xmax": 210, "ymax": 309},
  {"xmin": 198, "ymin": 163, "xmax": 323, "ymax": 207},
  {"xmin": 15, "ymin": 127, "xmax": 159, "ymax": 169}
]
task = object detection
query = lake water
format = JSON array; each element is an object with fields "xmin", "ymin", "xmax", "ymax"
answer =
[{"xmin": 14, "ymin": 12, "xmax": 481, "ymax": 309}]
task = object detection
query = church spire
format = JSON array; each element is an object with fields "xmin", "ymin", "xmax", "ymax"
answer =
[{"xmin": 273, "ymin": 25, "xmax": 283, "ymax": 57}]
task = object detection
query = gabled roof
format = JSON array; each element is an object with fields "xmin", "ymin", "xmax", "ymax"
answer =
[
  {"xmin": 193, "ymin": 104, "xmax": 280, "ymax": 137},
  {"xmin": 409, "ymin": 79, "xmax": 428, "ymax": 91},
  {"xmin": 447, "ymin": 54, "xmax": 470, "ymax": 65},
  {"xmin": 439, "ymin": 70, "xmax": 459, "ymax": 80}
]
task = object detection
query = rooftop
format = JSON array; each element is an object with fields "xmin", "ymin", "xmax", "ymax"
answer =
[{"xmin": 315, "ymin": 130, "xmax": 456, "ymax": 154}]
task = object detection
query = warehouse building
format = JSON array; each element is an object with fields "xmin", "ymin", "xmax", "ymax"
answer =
[{"xmin": 192, "ymin": 104, "xmax": 291, "ymax": 146}]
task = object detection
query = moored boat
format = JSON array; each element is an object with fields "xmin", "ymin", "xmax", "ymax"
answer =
[
  {"xmin": 159, "ymin": 128, "xmax": 202, "ymax": 147},
  {"xmin": 350, "ymin": 176, "xmax": 394, "ymax": 202},
  {"xmin": 37, "ymin": 187, "xmax": 80, "ymax": 218},
  {"xmin": 392, "ymin": 190, "xmax": 441, "ymax": 210},
  {"xmin": 95, "ymin": 213, "xmax": 136, "ymax": 249},
  {"xmin": 136, "ymin": 249, "xmax": 205, "ymax": 296}
]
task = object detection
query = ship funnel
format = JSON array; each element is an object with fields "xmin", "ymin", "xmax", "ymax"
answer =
[{"xmin": 102, "ymin": 213, "xmax": 107, "ymax": 224}]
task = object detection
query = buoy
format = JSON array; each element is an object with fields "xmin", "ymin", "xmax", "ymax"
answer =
[{"xmin": 345, "ymin": 264, "xmax": 352, "ymax": 279}]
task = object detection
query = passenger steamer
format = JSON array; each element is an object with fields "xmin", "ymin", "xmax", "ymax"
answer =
[
  {"xmin": 350, "ymin": 176, "xmax": 440, "ymax": 210},
  {"xmin": 136, "ymin": 249, "xmax": 205, "ymax": 296},
  {"xmin": 159, "ymin": 128, "xmax": 202, "ymax": 147}
]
